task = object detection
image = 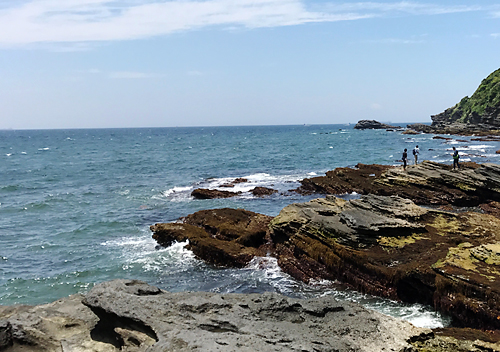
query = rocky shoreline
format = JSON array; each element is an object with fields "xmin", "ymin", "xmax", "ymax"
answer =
[{"xmin": 147, "ymin": 160, "xmax": 500, "ymax": 350}]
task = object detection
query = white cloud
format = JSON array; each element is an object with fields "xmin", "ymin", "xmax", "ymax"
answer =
[
  {"xmin": 0, "ymin": 0, "xmax": 367, "ymax": 46},
  {"xmin": 0, "ymin": 1, "xmax": 487, "ymax": 46}
]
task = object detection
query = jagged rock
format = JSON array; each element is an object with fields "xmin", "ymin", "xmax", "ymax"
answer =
[
  {"xmin": 295, "ymin": 161, "xmax": 500, "ymax": 207},
  {"xmin": 353, "ymin": 120, "xmax": 401, "ymax": 130},
  {"xmin": 151, "ymin": 208, "xmax": 272, "ymax": 267},
  {"xmin": 250, "ymin": 186, "xmax": 278, "ymax": 197},
  {"xmin": 191, "ymin": 188, "xmax": 241, "ymax": 199},
  {"xmin": 268, "ymin": 194, "xmax": 500, "ymax": 330}
]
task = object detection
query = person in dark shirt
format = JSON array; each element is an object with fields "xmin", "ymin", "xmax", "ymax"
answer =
[
  {"xmin": 452, "ymin": 147, "xmax": 460, "ymax": 170},
  {"xmin": 402, "ymin": 148, "xmax": 408, "ymax": 170}
]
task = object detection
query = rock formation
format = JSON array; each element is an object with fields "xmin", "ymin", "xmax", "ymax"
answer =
[
  {"xmin": 295, "ymin": 161, "xmax": 500, "ymax": 208},
  {"xmin": 268, "ymin": 194, "xmax": 500, "ymax": 330},
  {"xmin": 151, "ymin": 189, "xmax": 500, "ymax": 332},
  {"xmin": 1, "ymin": 279, "xmax": 441, "ymax": 352},
  {"xmin": 432, "ymin": 68, "xmax": 500, "ymax": 129},
  {"xmin": 353, "ymin": 120, "xmax": 401, "ymax": 130}
]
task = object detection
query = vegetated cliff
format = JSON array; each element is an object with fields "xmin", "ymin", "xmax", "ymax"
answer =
[{"xmin": 432, "ymin": 68, "xmax": 500, "ymax": 130}]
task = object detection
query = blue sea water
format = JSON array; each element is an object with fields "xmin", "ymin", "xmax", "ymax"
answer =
[{"xmin": 2, "ymin": 124, "xmax": 500, "ymax": 328}]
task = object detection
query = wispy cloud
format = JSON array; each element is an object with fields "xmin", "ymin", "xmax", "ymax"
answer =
[
  {"xmin": 108, "ymin": 71, "xmax": 157, "ymax": 79},
  {"xmin": 0, "ymin": 1, "xmax": 489, "ymax": 46},
  {"xmin": 0, "ymin": 0, "xmax": 365, "ymax": 46},
  {"xmin": 368, "ymin": 38, "xmax": 426, "ymax": 44},
  {"xmin": 319, "ymin": 2, "xmax": 481, "ymax": 16}
]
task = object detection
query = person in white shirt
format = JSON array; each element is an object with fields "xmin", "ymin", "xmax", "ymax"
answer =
[{"xmin": 413, "ymin": 145, "xmax": 420, "ymax": 165}]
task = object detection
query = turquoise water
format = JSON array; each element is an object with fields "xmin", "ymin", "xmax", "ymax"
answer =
[{"xmin": 2, "ymin": 124, "xmax": 500, "ymax": 328}]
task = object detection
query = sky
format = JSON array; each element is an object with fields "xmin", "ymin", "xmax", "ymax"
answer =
[{"xmin": 1, "ymin": 1, "xmax": 500, "ymax": 129}]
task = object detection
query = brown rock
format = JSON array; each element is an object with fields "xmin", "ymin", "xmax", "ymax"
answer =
[
  {"xmin": 295, "ymin": 161, "xmax": 500, "ymax": 207},
  {"xmin": 151, "ymin": 208, "xmax": 272, "ymax": 267},
  {"xmin": 250, "ymin": 187, "xmax": 278, "ymax": 197},
  {"xmin": 191, "ymin": 188, "xmax": 241, "ymax": 199}
]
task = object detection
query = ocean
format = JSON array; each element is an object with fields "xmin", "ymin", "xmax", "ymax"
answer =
[{"xmin": 2, "ymin": 124, "xmax": 500, "ymax": 329}]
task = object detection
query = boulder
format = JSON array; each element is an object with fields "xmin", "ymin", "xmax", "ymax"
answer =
[
  {"xmin": 250, "ymin": 186, "xmax": 278, "ymax": 197},
  {"xmin": 353, "ymin": 120, "xmax": 401, "ymax": 130},
  {"xmin": 191, "ymin": 188, "xmax": 241, "ymax": 199}
]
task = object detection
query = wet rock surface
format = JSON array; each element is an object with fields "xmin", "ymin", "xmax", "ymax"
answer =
[
  {"xmin": 151, "ymin": 208, "xmax": 272, "ymax": 267},
  {"xmin": 0, "ymin": 279, "xmax": 435, "ymax": 352}
]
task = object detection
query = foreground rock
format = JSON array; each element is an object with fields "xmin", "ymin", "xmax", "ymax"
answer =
[
  {"xmin": 1, "ymin": 279, "xmax": 439, "ymax": 352},
  {"xmin": 354, "ymin": 119, "xmax": 401, "ymax": 130},
  {"xmin": 295, "ymin": 161, "xmax": 500, "ymax": 208}
]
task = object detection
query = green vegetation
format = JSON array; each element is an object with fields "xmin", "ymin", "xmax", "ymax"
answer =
[{"xmin": 445, "ymin": 68, "xmax": 500, "ymax": 123}]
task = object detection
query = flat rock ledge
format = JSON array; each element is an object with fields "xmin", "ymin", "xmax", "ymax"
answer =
[{"xmin": 0, "ymin": 279, "xmax": 438, "ymax": 352}]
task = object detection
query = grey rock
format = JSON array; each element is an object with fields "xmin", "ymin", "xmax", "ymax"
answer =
[
  {"xmin": 270, "ymin": 194, "xmax": 428, "ymax": 248},
  {"xmin": 1, "ymin": 279, "xmax": 429, "ymax": 352}
]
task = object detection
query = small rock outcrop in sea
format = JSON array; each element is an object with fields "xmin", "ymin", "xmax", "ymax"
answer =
[
  {"xmin": 250, "ymin": 186, "xmax": 278, "ymax": 197},
  {"xmin": 191, "ymin": 188, "xmax": 241, "ymax": 199},
  {"xmin": 1, "ymin": 279, "xmax": 441, "ymax": 352},
  {"xmin": 353, "ymin": 119, "xmax": 401, "ymax": 130},
  {"xmin": 406, "ymin": 123, "xmax": 435, "ymax": 133}
]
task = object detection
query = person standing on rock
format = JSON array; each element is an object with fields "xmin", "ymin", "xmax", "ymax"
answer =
[
  {"xmin": 402, "ymin": 148, "xmax": 408, "ymax": 170},
  {"xmin": 413, "ymin": 145, "xmax": 419, "ymax": 165},
  {"xmin": 452, "ymin": 147, "xmax": 460, "ymax": 170}
]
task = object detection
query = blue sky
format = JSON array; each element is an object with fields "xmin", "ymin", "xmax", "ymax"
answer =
[{"xmin": 1, "ymin": 1, "xmax": 499, "ymax": 129}]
